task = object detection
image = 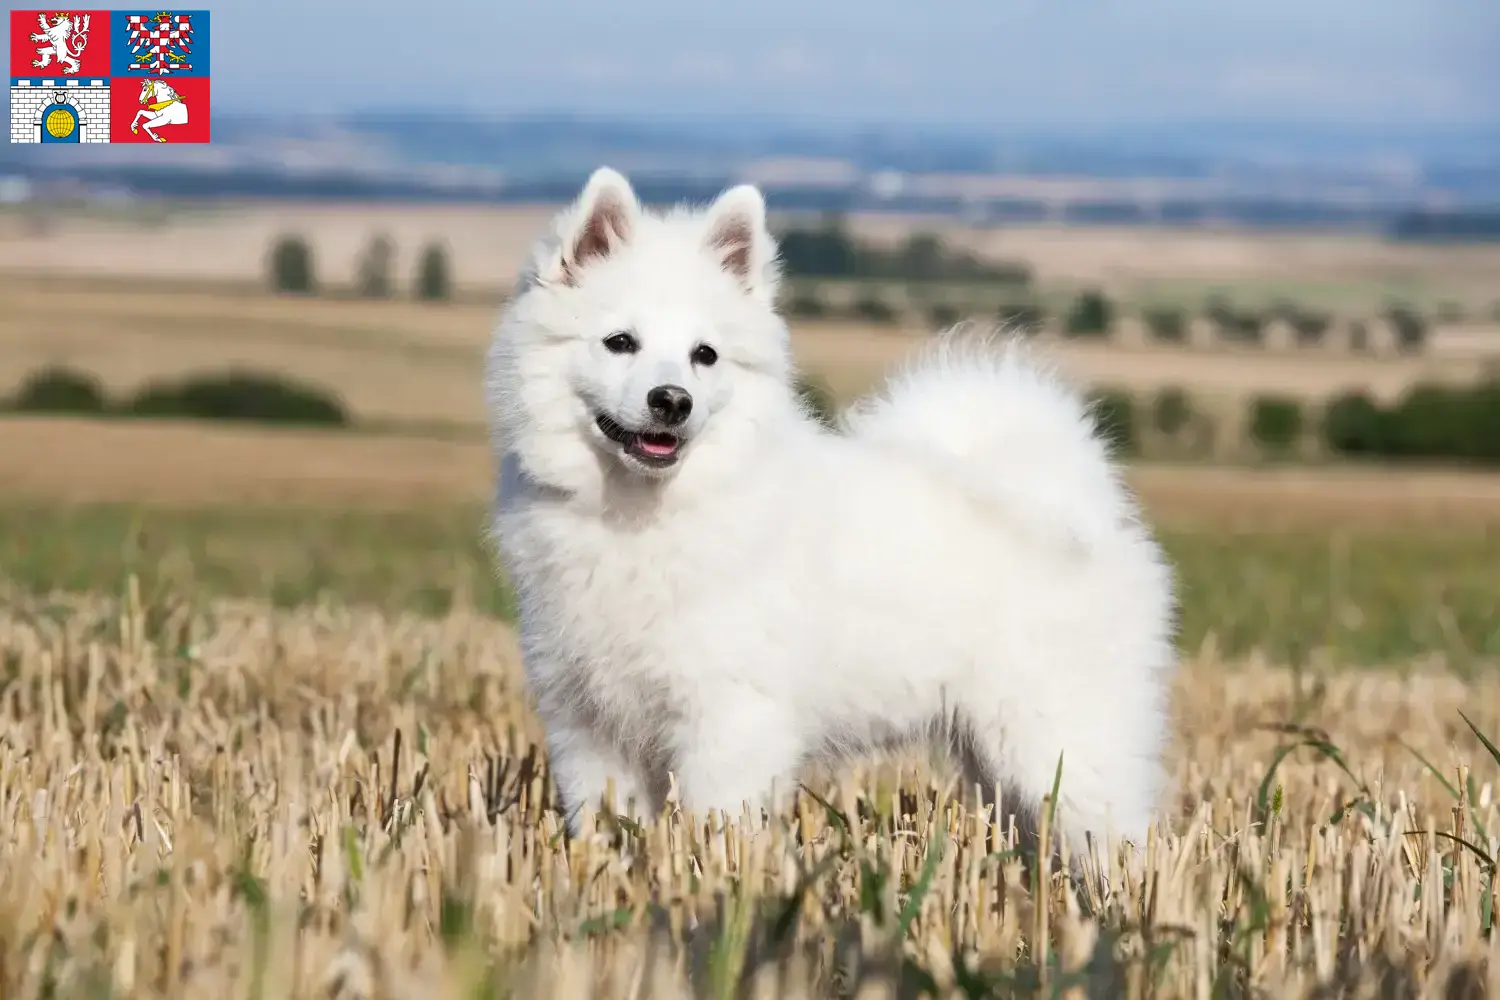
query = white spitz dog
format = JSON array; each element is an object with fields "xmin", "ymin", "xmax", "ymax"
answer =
[{"xmin": 484, "ymin": 167, "xmax": 1177, "ymax": 862}]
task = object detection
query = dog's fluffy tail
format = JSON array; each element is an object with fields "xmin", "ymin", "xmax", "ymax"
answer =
[{"xmin": 841, "ymin": 325, "xmax": 1138, "ymax": 552}]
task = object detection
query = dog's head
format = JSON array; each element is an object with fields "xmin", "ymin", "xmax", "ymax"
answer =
[{"xmin": 487, "ymin": 168, "xmax": 796, "ymax": 497}]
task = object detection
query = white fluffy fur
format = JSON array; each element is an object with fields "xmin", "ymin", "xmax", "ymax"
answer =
[{"xmin": 484, "ymin": 167, "xmax": 1177, "ymax": 862}]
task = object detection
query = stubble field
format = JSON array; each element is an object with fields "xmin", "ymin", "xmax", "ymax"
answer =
[
  {"xmin": 3, "ymin": 444, "xmax": 1500, "ymax": 998},
  {"xmin": 3, "ymin": 208, "xmax": 1500, "ymax": 996},
  {"xmin": 4, "ymin": 572, "xmax": 1500, "ymax": 998}
]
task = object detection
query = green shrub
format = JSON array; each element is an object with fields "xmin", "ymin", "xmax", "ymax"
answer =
[
  {"xmin": 1321, "ymin": 391, "xmax": 1388, "ymax": 456},
  {"xmin": 1206, "ymin": 296, "xmax": 1264, "ymax": 344},
  {"xmin": 926, "ymin": 303, "xmax": 962, "ymax": 330},
  {"xmin": 415, "ymin": 241, "xmax": 452, "ymax": 302},
  {"xmin": 849, "ymin": 292, "xmax": 898, "ymax": 324},
  {"xmin": 988, "ymin": 259, "xmax": 1034, "ymax": 286},
  {"xmin": 1384, "ymin": 382, "xmax": 1476, "ymax": 459},
  {"xmin": 1151, "ymin": 386, "xmax": 1192, "ymax": 437},
  {"xmin": 1143, "ymin": 307, "xmax": 1186, "ymax": 343},
  {"xmin": 1317, "ymin": 380, "xmax": 1500, "ymax": 466},
  {"xmin": 10, "ymin": 366, "xmax": 108, "ymax": 413},
  {"xmin": 1466, "ymin": 378, "xmax": 1500, "ymax": 462},
  {"xmin": 268, "ymin": 234, "xmax": 316, "ymax": 294},
  {"xmin": 122, "ymin": 370, "xmax": 349, "ymax": 427},
  {"xmin": 1284, "ymin": 306, "xmax": 1331, "ymax": 346},
  {"xmin": 1248, "ymin": 395, "xmax": 1303, "ymax": 454},
  {"xmin": 1386, "ymin": 304, "xmax": 1427, "ymax": 354},
  {"xmin": 1065, "ymin": 289, "xmax": 1112, "ymax": 337},
  {"xmin": 1088, "ymin": 389, "xmax": 1137, "ymax": 456},
  {"xmin": 793, "ymin": 373, "xmax": 838, "ymax": 429},
  {"xmin": 786, "ymin": 290, "xmax": 827, "ymax": 318},
  {"xmin": 355, "ymin": 233, "xmax": 395, "ymax": 299}
]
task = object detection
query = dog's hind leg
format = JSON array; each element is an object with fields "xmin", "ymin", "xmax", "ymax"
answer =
[{"xmin": 958, "ymin": 705, "xmax": 1160, "ymax": 881}]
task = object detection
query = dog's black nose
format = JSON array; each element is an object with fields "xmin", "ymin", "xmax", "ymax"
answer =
[{"xmin": 646, "ymin": 384, "xmax": 693, "ymax": 425}]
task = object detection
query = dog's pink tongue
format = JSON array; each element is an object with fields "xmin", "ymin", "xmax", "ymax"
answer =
[{"xmin": 638, "ymin": 438, "xmax": 677, "ymax": 457}]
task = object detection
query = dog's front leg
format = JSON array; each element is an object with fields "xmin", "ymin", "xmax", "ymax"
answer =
[
  {"xmin": 671, "ymin": 689, "xmax": 805, "ymax": 826},
  {"xmin": 543, "ymin": 716, "xmax": 653, "ymax": 838}
]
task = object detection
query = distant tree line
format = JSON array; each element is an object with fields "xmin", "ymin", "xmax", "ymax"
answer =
[
  {"xmin": 269, "ymin": 232, "xmax": 454, "ymax": 301},
  {"xmin": 269, "ymin": 223, "xmax": 1458, "ymax": 361},
  {"xmin": 1087, "ymin": 377, "xmax": 1500, "ymax": 466},
  {"xmin": 11, "ymin": 363, "xmax": 1499, "ymax": 470},
  {"xmin": 6, "ymin": 366, "xmax": 349, "ymax": 427},
  {"xmin": 6, "ymin": 364, "xmax": 842, "ymax": 440},
  {"xmin": 1388, "ymin": 210, "xmax": 1500, "ymax": 243},
  {"xmin": 1321, "ymin": 382, "xmax": 1500, "ymax": 464},
  {"xmin": 775, "ymin": 215, "xmax": 1032, "ymax": 284},
  {"xmin": 787, "ymin": 280, "xmax": 1436, "ymax": 355}
]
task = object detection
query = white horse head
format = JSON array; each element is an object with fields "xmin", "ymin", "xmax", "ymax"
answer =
[{"xmin": 139, "ymin": 78, "xmax": 178, "ymax": 105}]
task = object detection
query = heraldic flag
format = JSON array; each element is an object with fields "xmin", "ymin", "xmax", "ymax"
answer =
[
  {"xmin": 9, "ymin": 10, "xmax": 112, "ymax": 142},
  {"xmin": 9, "ymin": 8, "xmax": 212, "ymax": 143}
]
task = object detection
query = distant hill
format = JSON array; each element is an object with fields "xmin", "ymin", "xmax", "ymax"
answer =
[{"xmin": 1, "ymin": 113, "xmax": 1495, "ymax": 233}]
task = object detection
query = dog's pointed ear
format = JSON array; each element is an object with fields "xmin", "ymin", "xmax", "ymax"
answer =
[
  {"xmin": 702, "ymin": 183, "xmax": 779, "ymax": 302},
  {"xmin": 540, "ymin": 167, "xmax": 640, "ymax": 287}
]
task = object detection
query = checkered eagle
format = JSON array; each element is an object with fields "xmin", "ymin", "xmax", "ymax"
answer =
[{"xmin": 125, "ymin": 11, "xmax": 195, "ymax": 74}]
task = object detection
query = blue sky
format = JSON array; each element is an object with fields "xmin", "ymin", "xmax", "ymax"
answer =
[{"xmin": 206, "ymin": 0, "xmax": 1496, "ymax": 126}]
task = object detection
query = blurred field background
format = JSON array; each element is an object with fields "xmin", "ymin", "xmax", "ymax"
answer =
[
  {"xmin": 3, "ymin": 2, "xmax": 1500, "ymax": 995},
  {"xmin": 2, "ymin": 199, "xmax": 1498, "ymax": 663}
]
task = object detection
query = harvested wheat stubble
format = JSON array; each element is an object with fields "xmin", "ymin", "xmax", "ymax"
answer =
[{"xmin": 2, "ymin": 584, "xmax": 1500, "ymax": 998}]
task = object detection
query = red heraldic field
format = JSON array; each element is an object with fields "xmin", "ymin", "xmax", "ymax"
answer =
[
  {"xmin": 9, "ymin": 10, "xmax": 112, "ymax": 78},
  {"xmin": 110, "ymin": 75, "xmax": 210, "ymax": 143}
]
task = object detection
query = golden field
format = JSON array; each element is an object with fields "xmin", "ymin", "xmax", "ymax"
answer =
[{"xmin": 3, "ymin": 584, "xmax": 1500, "ymax": 998}]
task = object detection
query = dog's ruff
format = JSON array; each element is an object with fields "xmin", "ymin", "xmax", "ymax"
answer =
[{"xmin": 483, "ymin": 167, "xmax": 1177, "ymax": 862}]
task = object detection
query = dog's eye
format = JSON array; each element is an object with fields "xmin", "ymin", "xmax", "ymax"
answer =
[
  {"xmin": 691, "ymin": 344, "xmax": 718, "ymax": 367},
  {"xmin": 602, "ymin": 331, "xmax": 639, "ymax": 355}
]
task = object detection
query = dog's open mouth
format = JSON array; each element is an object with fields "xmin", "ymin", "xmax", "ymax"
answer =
[{"xmin": 595, "ymin": 413, "xmax": 682, "ymax": 469}]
